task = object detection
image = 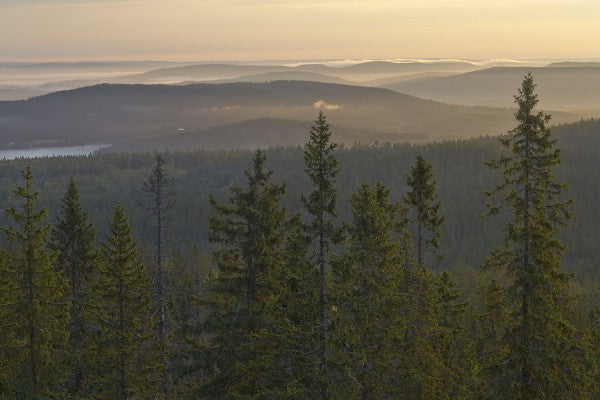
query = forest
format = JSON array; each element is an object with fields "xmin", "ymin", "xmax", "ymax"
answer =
[{"xmin": 0, "ymin": 75, "xmax": 598, "ymax": 399}]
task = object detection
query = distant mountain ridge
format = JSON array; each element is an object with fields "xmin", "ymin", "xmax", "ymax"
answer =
[{"xmin": 379, "ymin": 66, "xmax": 600, "ymax": 110}]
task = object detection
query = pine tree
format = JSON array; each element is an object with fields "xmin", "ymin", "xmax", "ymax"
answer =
[
  {"xmin": 397, "ymin": 259, "xmax": 444, "ymax": 400},
  {"xmin": 0, "ymin": 166, "xmax": 69, "ymax": 398},
  {"xmin": 330, "ymin": 182, "xmax": 406, "ymax": 399},
  {"xmin": 140, "ymin": 152, "xmax": 176, "ymax": 395},
  {"xmin": 50, "ymin": 178, "xmax": 96, "ymax": 396},
  {"xmin": 302, "ymin": 111, "xmax": 340, "ymax": 399},
  {"xmin": 166, "ymin": 245, "xmax": 212, "ymax": 398},
  {"xmin": 273, "ymin": 215, "xmax": 322, "ymax": 397},
  {"xmin": 434, "ymin": 271, "xmax": 475, "ymax": 399},
  {"xmin": 404, "ymin": 155, "xmax": 445, "ymax": 266},
  {"xmin": 88, "ymin": 203, "xmax": 161, "ymax": 399},
  {"xmin": 481, "ymin": 74, "xmax": 584, "ymax": 399},
  {"xmin": 202, "ymin": 150, "xmax": 288, "ymax": 398},
  {"xmin": 399, "ymin": 156, "xmax": 447, "ymax": 399}
]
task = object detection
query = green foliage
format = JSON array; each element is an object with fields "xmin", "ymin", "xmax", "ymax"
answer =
[
  {"xmin": 202, "ymin": 150, "xmax": 292, "ymax": 399},
  {"xmin": 50, "ymin": 178, "xmax": 96, "ymax": 396},
  {"xmin": 302, "ymin": 111, "xmax": 341, "ymax": 399},
  {"xmin": 434, "ymin": 271, "xmax": 477, "ymax": 399},
  {"xmin": 140, "ymin": 152, "xmax": 177, "ymax": 395},
  {"xmin": 330, "ymin": 182, "xmax": 407, "ymax": 399},
  {"xmin": 87, "ymin": 203, "xmax": 161, "ymax": 399},
  {"xmin": 405, "ymin": 155, "xmax": 445, "ymax": 265},
  {"xmin": 166, "ymin": 244, "xmax": 212, "ymax": 398},
  {"xmin": 0, "ymin": 166, "xmax": 69, "ymax": 398},
  {"xmin": 481, "ymin": 74, "xmax": 587, "ymax": 399}
]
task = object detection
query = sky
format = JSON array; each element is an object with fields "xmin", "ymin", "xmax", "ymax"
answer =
[{"xmin": 1, "ymin": 0, "xmax": 599, "ymax": 62}]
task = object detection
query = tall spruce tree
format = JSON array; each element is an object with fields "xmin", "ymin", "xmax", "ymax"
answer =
[
  {"xmin": 330, "ymin": 182, "xmax": 407, "ymax": 399},
  {"xmin": 202, "ymin": 150, "xmax": 289, "ymax": 398},
  {"xmin": 88, "ymin": 203, "xmax": 161, "ymax": 399},
  {"xmin": 0, "ymin": 166, "xmax": 69, "ymax": 398},
  {"xmin": 481, "ymin": 74, "xmax": 584, "ymax": 399},
  {"xmin": 50, "ymin": 178, "xmax": 96, "ymax": 395},
  {"xmin": 140, "ymin": 153, "xmax": 176, "ymax": 395},
  {"xmin": 398, "ymin": 156, "xmax": 447, "ymax": 399},
  {"xmin": 302, "ymin": 111, "xmax": 340, "ymax": 399},
  {"xmin": 404, "ymin": 155, "xmax": 445, "ymax": 266}
]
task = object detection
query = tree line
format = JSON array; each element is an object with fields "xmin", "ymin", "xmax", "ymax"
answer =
[{"xmin": 0, "ymin": 75, "xmax": 598, "ymax": 399}]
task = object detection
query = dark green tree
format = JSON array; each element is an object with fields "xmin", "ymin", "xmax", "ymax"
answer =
[
  {"xmin": 50, "ymin": 178, "xmax": 96, "ymax": 396},
  {"xmin": 481, "ymin": 74, "xmax": 584, "ymax": 399},
  {"xmin": 587, "ymin": 307, "xmax": 600, "ymax": 399},
  {"xmin": 140, "ymin": 152, "xmax": 176, "ymax": 395},
  {"xmin": 166, "ymin": 245, "xmax": 211, "ymax": 398},
  {"xmin": 88, "ymin": 203, "xmax": 161, "ymax": 399},
  {"xmin": 0, "ymin": 166, "xmax": 69, "ymax": 398},
  {"xmin": 434, "ymin": 271, "xmax": 476, "ymax": 399},
  {"xmin": 404, "ymin": 155, "xmax": 445, "ymax": 266},
  {"xmin": 302, "ymin": 111, "xmax": 340, "ymax": 399},
  {"xmin": 330, "ymin": 182, "xmax": 406, "ymax": 399},
  {"xmin": 399, "ymin": 156, "xmax": 447, "ymax": 399},
  {"xmin": 202, "ymin": 150, "xmax": 289, "ymax": 398}
]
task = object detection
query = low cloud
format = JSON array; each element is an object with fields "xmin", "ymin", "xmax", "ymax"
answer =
[{"xmin": 313, "ymin": 100, "xmax": 342, "ymax": 111}]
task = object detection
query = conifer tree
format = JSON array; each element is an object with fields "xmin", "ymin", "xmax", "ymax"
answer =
[
  {"xmin": 434, "ymin": 271, "xmax": 476, "ymax": 399},
  {"xmin": 404, "ymin": 155, "xmax": 445, "ymax": 266},
  {"xmin": 399, "ymin": 156, "xmax": 447, "ymax": 399},
  {"xmin": 274, "ymin": 215, "xmax": 322, "ymax": 397},
  {"xmin": 140, "ymin": 153, "xmax": 176, "ymax": 395},
  {"xmin": 165, "ymin": 245, "xmax": 211, "ymax": 397},
  {"xmin": 481, "ymin": 74, "xmax": 584, "ymax": 399},
  {"xmin": 330, "ymin": 182, "xmax": 406, "ymax": 399},
  {"xmin": 302, "ymin": 111, "xmax": 340, "ymax": 399},
  {"xmin": 50, "ymin": 177, "xmax": 96, "ymax": 395},
  {"xmin": 397, "ymin": 260, "xmax": 444, "ymax": 400},
  {"xmin": 202, "ymin": 150, "xmax": 288, "ymax": 398},
  {"xmin": 0, "ymin": 166, "xmax": 69, "ymax": 398},
  {"xmin": 88, "ymin": 203, "xmax": 161, "ymax": 399}
]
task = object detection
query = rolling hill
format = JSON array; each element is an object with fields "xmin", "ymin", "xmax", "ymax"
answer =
[
  {"xmin": 0, "ymin": 80, "xmax": 575, "ymax": 150},
  {"xmin": 380, "ymin": 66, "xmax": 600, "ymax": 111}
]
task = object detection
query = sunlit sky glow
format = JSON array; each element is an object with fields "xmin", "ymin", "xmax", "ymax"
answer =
[{"xmin": 1, "ymin": 0, "xmax": 599, "ymax": 61}]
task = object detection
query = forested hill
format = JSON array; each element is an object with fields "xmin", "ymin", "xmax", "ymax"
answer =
[
  {"xmin": 0, "ymin": 119, "xmax": 599, "ymax": 286},
  {"xmin": 0, "ymin": 80, "xmax": 578, "ymax": 149},
  {"xmin": 381, "ymin": 65, "xmax": 600, "ymax": 109}
]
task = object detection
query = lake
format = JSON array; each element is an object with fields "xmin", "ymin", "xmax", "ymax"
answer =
[{"xmin": 0, "ymin": 144, "xmax": 110, "ymax": 160}]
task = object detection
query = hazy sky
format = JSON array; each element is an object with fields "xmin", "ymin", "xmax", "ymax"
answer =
[{"xmin": 1, "ymin": 0, "xmax": 599, "ymax": 61}]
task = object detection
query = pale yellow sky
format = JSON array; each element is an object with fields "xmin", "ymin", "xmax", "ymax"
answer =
[{"xmin": 1, "ymin": 0, "xmax": 599, "ymax": 61}]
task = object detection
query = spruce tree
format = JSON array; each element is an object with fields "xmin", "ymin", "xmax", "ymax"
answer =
[
  {"xmin": 404, "ymin": 155, "xmax": 445, "ymax": 266},
  {"xmin": 302, "ymin": 111, "xmax": 340, "ymax": 399},
  {"xmin": 481, "ymin": 73, "xmax": 584, "ymax": 399},
  {"xmin": 50, "ymin": 178, "xmax": 96, "ymax": 395},
  {"xmin": 330, "ymin": 182, "xmax": 406, "ymax": 399},
  {"xmin": 202, "ymin": 150, "xmax": 288, "ymax": 398},
  {"xmin": 140, "ymin": 152, "xmax": 176, "ymax": 395},
  {"xmin": 434, "ymin": 271, "xmax": 475, "ymax": 399},
  {"xmin": 0, "ymin": 166, "xmax": 69, "ymax": 398},
  {"xmin": 399, "ymin": 156, "xmax": 446, "ymax": 399},
  {"xmin": 88, "ymin": 203, "xmax": 161, "ymax": 399}
]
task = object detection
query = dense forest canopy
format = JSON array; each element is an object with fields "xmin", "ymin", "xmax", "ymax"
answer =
[{"xmin": 1, "ymin": 119, "xmax": 598, "ymax": 277}]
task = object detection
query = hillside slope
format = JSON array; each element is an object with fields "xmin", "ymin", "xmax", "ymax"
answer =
[
  {"xmin": 1, "ymin": 80, "xmax": 566, "ymax": 149},
  {"xmin": 381, "ymin": 66, "xmax": 600, "ymax": 110}
]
